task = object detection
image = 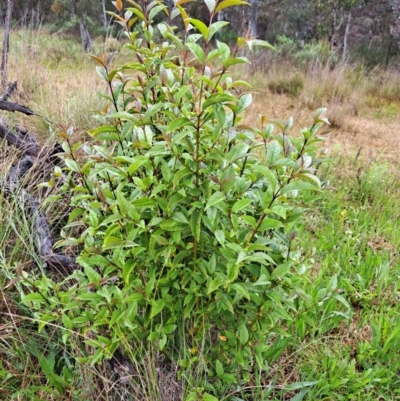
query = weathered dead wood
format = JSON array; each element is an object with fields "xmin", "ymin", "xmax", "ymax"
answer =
[
  {"xmin": 23, "ymin": 190, "xmax": 78, "ymax": 274},
  {"xmin": 6, "ymin": 155, "xmax": 35, "ymax": 185},
  {"xmin": 3, "ymin": 155, "xmax": 78, "ymax": 275},
  {"xmin": 0, "ymin": 81, "xmax": 17, "ymax": 101},
  {"xmin": 0, "ymin": 99, "xmax": 35, "ymax": 115},
  {"xmin": 109, "ymin": 349, "xmax": 135, "ymax": 384},
  {"xmin": 0, "ymin": 86, "xmax": 76, "ymax": 274},
  {"xmin": 0, "ymin": 82, "xmax": 133, "ymax": 381},
  {"xmin": 0, "ymin": 120, "xmax": 41, "ymax": 156}
]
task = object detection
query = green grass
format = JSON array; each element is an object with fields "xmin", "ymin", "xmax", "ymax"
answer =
[{"xmin": 292, "ymin": 157, "xmax": 400, "ymax": 400}]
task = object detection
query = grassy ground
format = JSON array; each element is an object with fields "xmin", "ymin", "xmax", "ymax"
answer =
[
  {"xmin": 293, "ymin": 159, "xmax": 400, "ymax": 400},
  {"xmin": 1, "ymin": 28, "xmax": 400, "ymax": 400},
  {"xmin": 243, "ymin": 63, "xmax": 400, "ymax": 399}
]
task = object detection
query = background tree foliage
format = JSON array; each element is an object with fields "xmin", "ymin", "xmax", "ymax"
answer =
[{"xmin": 1, "ymin": 0, "xmax": 400, "ymax": 64}]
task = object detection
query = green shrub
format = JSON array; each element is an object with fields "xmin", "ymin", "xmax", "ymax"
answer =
[
  {"xmin": 19, "ymin": 0, "xmax": 346, "ymax": 399},
  {"xmin": 214, "ymin": 24, "xmax": 239, "ymax": 44},
  {"xmin": 273, "ymin": 36, "xmax": 337, "ymax": 68},
  {"xmin": 352, "ymin": 40, "xmax": 392, "ymax": 68},
  {"xmin": 268, "ymin": 75, "xmax": 304, "ymax": 97},
  {"xmin": 294, "ymin": 40, "xmax": 336, "ymax": 66},
  {"xmin": 274, "ymin": 35, "xmax": 298, "ymax": 60}
]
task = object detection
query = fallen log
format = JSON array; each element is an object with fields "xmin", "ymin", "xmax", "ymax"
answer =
[
  {"xmin": 0, "ymin": 80, "xmax": 17, "ymax": 101},
  {"xmin": 0, "ymin": 81, "xmax": 133, "ymax": 381},
  {"xmin": 0, "ymin": 99, "xmax": 34, "ymax": 115},
  {"xmin": 2, "ymin": 150, "xmax": 78, "ymax": 275},
  {"xmin": 0, "ymin": 82, "xmax": 76, "ymax": 274},
  {"xmin": 0, "ymin": 120, "xmax": 41, "ymax": 156}
]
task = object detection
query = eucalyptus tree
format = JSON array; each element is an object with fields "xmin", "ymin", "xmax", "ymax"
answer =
[
  {"xmin": 50, "ymin": 0, "xmax": 108, "ymax": 51},
  {"xmin": 1, "ymin": 0, "xmax": 15, "ymax": 88},
  {"xmin": 387, "ymin": 0, "xmax": 400, "ymax": 52}
]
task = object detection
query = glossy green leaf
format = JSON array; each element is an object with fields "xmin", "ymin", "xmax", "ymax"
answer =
[
  {"xmin": 132, "ymin": 198, "xmax": 156, "ymax": 207},
  {"xmin": 232, "ymin": 198, "xmax": 252, "ymax": 213},
  {"xmin": 187, "ymin": 18, "xmax": 209, "ymax": 39},
  {"xmin": 237, "ymin": 93, "xmax": 252, "ymax": 113},
  {"xmin": 150, "ymin": 299, "xmax": 165, "ymax": 319},
  {"xmin": 215, "ymin": 229, "xmax": 225, "ymax": 246},
  {"xmin": 202, "ymin": 93, "xmax": 233, "ymax": 109},
  {"xmin": 168, "ymin": 117, "xmax": 192, "ymax": 132},
  {"xmin": 126, "ymin": 7, "xmax": 145, "ymax": 20},
  {"xmin": 186, "ymin": 42, "xmax": 204, "ymax": 62},
  {"xmin": 223, "ymin": 56, "xmax": 251, "ymax": 68},
  {"xmin": 22, "ymin": 293, "xmax": 45, "ymax": 303},
  {"xmin": 217, "ymin": 40, "xmax": 230, "ymax": 63},
  {"xmin": 280, "ymin": 181, "xmax": 319, "ymax": 195},
  {"xmin": 215, "ymin": 359, "xmax": 224, "ymax": 376},
  {"xmin": 215, "ymin": 0, "xmax": 249, "ymax": 13},
  {"xmin": 64, "ymin": 159, "xmax": 80, "ymax": 173},
  {"xmin": 209, "ymin": 21, "xmax": 229, "ymax": 40},
  {"xmin": 227, "ymin": 262, "xmax": 240, "ymax": 282},
  {"xmin": 190, "ymin": 210, "xmax": 202, "ymax": 241},
  {"xmin": 238, "ymin": 323, "xmax": 249, "ymax": 345},
  {"xmin": 248, "ymin": 39, "xmax": 275, "ymax": 50},
  {"xmin": 252, "ymin": 164, "xmax": 278, "ymax": 192},
  {"xmin": 205, "ymin": 0, "xmax": 216, "ymax": 13},
  {"xmin": 208, "ymin": 276, "xmax": 224, "ymax": 293},
  {"xmin": 205, "ymin": 191, "xmax": 225, "ymax": 210},
  {"xmin": 271, "ymin": 263, "xmax": 291, "ymax": 280},
  {"xmin": 149, "ymin": 4, "xmax": 165, "ymax": 21},
  {"xmin": 173, "ymin": 167, "xmax": 192, "ymax": 188},
  {"xmin": 259, "ymin": 218, "xmax": 284, "ymax": 231},
  {"xmin": 159, "ymin": 333, "xmax": 167, "ymax": 350},
  {"xmin": 84, "ymin": 265, "xmax": 101, "ymax": 284},
  {"xmin": 203, "ymin": 393, "xmax": 219, "ymax": 401},
  {"xmin": 231, "ymin": 283, "xmax": 250, "ymax": 300}
]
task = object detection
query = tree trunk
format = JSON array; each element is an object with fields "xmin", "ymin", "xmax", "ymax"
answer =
[
  {"xmin": 330, "ymin": 3, "xmax": 337, "ymax": 41},
  {"xmin": 1, "ymin": 0, "xmax": 15, "ymax": 89},
  {"xmin": 241, "ymin": 4, "xmax": 248, "ymax": 36},
  {"xmin": 0, "ymin": 6, "xmax": 4, "ymax": 27},
  {"xmin": 79, "ymin": 16, "xmax": 93, "ymax": 52},
  {"xmin": 385, "ymin": 34, "xmax": 393, "ymax": 68},
  {"xmin": 342, "ymin": 12, "xmax": 352, "ymax": 62},
  {"xmin": 389, "ymin": 0, "xmax": 400, "ymax": 54},
  {"xmin": 101, "ymin": 0, "xmax": 108, "ymax": 31},
  {"xmin": 248, "ymin": 0, "xmax": 259, "ymax": 37}
]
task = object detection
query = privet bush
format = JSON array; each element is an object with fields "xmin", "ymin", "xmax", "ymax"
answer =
[{"xmin": 21, "ymin": 0, "xmax": 348, "ymax": 398}]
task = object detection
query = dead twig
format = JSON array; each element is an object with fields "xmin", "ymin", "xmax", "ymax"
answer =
[{"xmin": 0, "ymin": 81, "xmax": 17, "ymax": 102}]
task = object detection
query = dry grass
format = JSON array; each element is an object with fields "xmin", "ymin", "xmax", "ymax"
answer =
[
  {"xmin": 3, "ymin": 28, "xmax": 399, "ymax": 166},
  {"xmin": 3, "ymin": 29, "xmax": 110, "ymax": 138},
  {"xmin": 241, "ymin": 61, "xmax": 400, "ymax": 166}
]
